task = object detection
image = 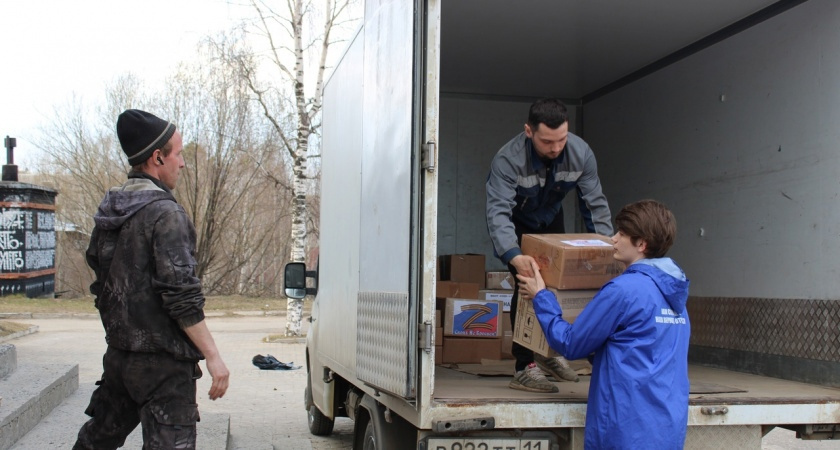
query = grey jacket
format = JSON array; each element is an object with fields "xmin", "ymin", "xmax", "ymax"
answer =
[
  {"xmin": 87, "ymin": 172, "xmax": 205, "ymax": 361},
  {"xmin": 486, "ymin": 131, "xmax": 613, "ymax": 265}
]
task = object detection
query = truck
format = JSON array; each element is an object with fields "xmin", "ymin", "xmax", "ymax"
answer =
[{"xmin": 283, "ymin": 0, "xmax": 840, "ymax": 448}]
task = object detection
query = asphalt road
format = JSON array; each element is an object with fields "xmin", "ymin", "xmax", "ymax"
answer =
[{"xmin": 6, "ymin": 314, "xmax": 838, "ymax": 449}]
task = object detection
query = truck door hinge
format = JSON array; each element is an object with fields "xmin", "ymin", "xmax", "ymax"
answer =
[
  {"xmin": 419, "ymin": 321, "xmax": 433, "ymax": 352},
  {"xmin": 422, "ymin": 141, "xmax": 436, "ymax": 172}
]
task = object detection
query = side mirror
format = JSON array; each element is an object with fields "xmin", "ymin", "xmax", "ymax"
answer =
[{"xmin": 284, "ymin": 262, "xmax": 317, "ymax": 299}]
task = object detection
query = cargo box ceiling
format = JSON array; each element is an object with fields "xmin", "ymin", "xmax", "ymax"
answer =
[{"xmin": 440, "ymin": 0, "xmax": 800, "ymax": 102}]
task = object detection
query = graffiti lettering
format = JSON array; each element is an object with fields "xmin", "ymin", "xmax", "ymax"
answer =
[
  {"xmin": 0, "ymin": 209, "xmax": 25, "ymax": 230},
  {"xmin": 0, "ymin": 230, "xmax": 22, "ymax": 250},
  {"xmin": 25, "ymin": 231, "xmax": 55, "ymax": 249},
  {"xmin": 25, "ymin": 249, "xmax": 55, "ymax": 270},
  {"xmin": 0, "ymin": 251, "xmax": 24, "ymax": 270},
  {"xmin": 37, "ymin": 211, "xmax": 55, "ymax": 230}
]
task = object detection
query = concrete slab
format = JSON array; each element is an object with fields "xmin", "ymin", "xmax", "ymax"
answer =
[
  {"xmin": 0, "ymin": 344, "xmax": 16, "ymax": 378},
  {"xmin": 0, "ymin": 363, "xmax": 78, "ymax": 450},
  {"xmin": 9, "ymin": 317, "xmax": 356, "ymax": 450},
  {"xmin": 0, "ymin": 325, "xmax": 38, "ymax": 345},
  {"xmin": 10, "ymin": 381, "xmax": 231, "ymax": 450}
]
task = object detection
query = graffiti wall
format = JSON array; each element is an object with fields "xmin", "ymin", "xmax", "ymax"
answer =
[{"xmin": 0, "ymin": 183, "xmax": 57, "ymax": 297}]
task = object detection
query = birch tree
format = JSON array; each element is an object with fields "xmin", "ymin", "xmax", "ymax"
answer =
[
  {"xmin": 226, "ymin": 0, "xmax": 358, "ymax": 336},
  {"xmin": 36, "ymin": 64, "xmax": 294, "ymax": 297}
]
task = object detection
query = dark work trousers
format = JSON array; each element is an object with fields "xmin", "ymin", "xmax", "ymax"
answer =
[
  {"xmin": 73, "ymin": 346, "xmax": 202, "ymax": 450},
  {"xmin": 509, "ymin": 213, "xmax": 565, "ymax": 372}
]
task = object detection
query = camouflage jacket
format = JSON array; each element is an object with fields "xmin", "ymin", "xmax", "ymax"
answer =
[{"xmin": 86, "ymin": 172, "xmax": 205, "ymax": 361}]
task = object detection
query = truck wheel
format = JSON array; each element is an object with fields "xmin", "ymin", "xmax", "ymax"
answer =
[
  {"xmin": 308, "ymin": 403, "xmax": 335, "ymax": 436},
  {"xmin": 362, "ymin": 420, "xmax": 377, "ymax": 450},
  {"xmin": 306, "ymin": 376, "xmax": 334, "ymax": 435}
]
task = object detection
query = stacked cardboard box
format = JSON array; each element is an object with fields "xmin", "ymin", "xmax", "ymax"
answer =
[
  {"xmin": 480, "ymin": 289, "xmax": 513, "ymax": 312},
  {"xmin": 442, "ymin": 298, "xmax": 503, "ymax": 338},
  {"xmin": 513, "ymin": 233, "xmax": 623, "ymax": 357},
  {"xmin": 513, "ymin": 289, "xmax": 597, "ymax": 357},
  {"xmin": 521, "ymin": 233, "xmax": 623, "ymax": 290},
  {"xmin": 443, "ymin": 337, "xmax": 502, "ymax": 364},
  {"xmin": 436, "ymin": 254, "xmax": 506, "ymax": 364},
  {"xmin": 441, "ymin": 297, "xmax": 503, "ymax": 363},
  {"xmin": 486, "ymin": 271, "xmax": 515, "ymax": 290},
  {"xmin": 439, "ymin": 254, "xmax": 486, "ymax": 287}
]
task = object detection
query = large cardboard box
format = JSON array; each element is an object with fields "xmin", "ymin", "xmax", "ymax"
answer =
[
  {"xmin": 522, "ymin": 233, "xmax": 624, "ymax": 290},
  {"xmin": 442, "ymin": 337, "xmax": 502, "ymax": 363},
  {"xmin": 480, "ymin": 289, "xmax": 513, "ymax": 312},
  {"xmin": 439, "ymin": 254, "xmax": 486, "ymax": 287},
  {"xmin": 512, "ymin": 289, "xmax": 597, "ymax": 357},
  {"xmin": 435, "ymin": 345, "xmax": 443, "ymax": 365},
  {"xmin": 443, "ymin": 298, "xmax": 504, "ymax": 338},
  {"xmin": 436, "ymin": 281, "xmax": 480, "ymax": 300},
  {"xmin": 501, "ymin": 331, "xmax": 514, "ymax": 359},
  {"xmin": 436, "ymin": 281, "xmax": 480, "ymax": 309},
  {"xmin": 486, "ymin": 271, "xmax": 515, "ymax": 290}
]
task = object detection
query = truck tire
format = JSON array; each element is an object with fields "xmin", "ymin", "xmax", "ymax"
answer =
[
  {"xmin": 362, "ymin": 420, "xmax": 377, "ymax": 450},
  {"xmin": 308, "ymin": 403, "xmax": 335, "ymax": 436},
  {"xmin": 305, "ymin": 376, "xmax": 334, "ymax": 435}
]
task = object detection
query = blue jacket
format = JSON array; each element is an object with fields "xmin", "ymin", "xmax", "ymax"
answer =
[{"xmin": 532, "ymin": 258, "xmax": 690, "ymax": 449}]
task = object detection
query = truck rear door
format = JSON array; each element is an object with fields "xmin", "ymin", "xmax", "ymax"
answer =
[{"xmin": 355, "ymin": 0, "xmax": 425, "ymax": 400}]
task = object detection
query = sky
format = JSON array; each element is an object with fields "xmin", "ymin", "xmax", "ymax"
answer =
[{"xmin": 0, "ymin": 0, "xmax": 251, "ymax": 169}]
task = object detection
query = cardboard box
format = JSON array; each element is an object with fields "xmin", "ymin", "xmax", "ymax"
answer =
[
  {"xmin": 512, "ymin": 289, "xmax": 597, "ymax": 357},
  {"xmin": 436, "ymin": 281, "xmax": 480, "ymax": 300},
  {"xmin": 443, "ymin": 298, "xmax": 504, "ymax": 338},
  {"xmin": 522, "ymin": 233, "xmax": 624, "ymax": 290},
  {"xmin": 434, "ymin": 327, "xmax": 443, "ymax": 345},
  {"xmin": 435, "ymin": 345, "xmax": 443, "ymax": 365},
  {"xmin": 439, "ymin": 254, "xmax": 486, "ymax": 287},
  {"xmin": 442, "ymin": 337, "xmax": 502, "ymax": 364},
  {"xmin": 435, "ymin": 309, "xmax": 441, "ymax": 328},
  {"xmin": 501, "ymin": 331, "xmax": 514, "ymax": 359},
  {"xmin": 502, "ymin": 312, "xmax": 512, "ymax": 333},
  {"xmin": 436, "ymin": 281, "xmax": 480, "ymax": 310},
  {"xmin": 486, "ymin": 271, "xmax": 515, "ymax": 290},
  {"xmin": 481, "ymin": 289, "xmax": 513, "ymax": 312}
]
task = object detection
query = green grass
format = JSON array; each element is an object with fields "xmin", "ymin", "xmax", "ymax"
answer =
[
  {"xmin": 0, "ymin": 294, "xmax": 311, "ymax": 315},
  {"xmin": 0, "ymin": 320, "xmax": 33, "ymax": 337}
]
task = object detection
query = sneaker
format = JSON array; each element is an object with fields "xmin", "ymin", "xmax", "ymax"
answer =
[
  {"xmin": 536, "ymin": 354, "xmax": 580, "ymax": 382},
  {"xmin": 509, "ymin": 363, "xmax": 559, "ymax": 393}
]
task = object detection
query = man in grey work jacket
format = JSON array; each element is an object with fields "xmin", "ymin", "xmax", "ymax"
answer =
[{"xmin": 486, "ymin": 98, "xmax": 613, "ymax": 393}]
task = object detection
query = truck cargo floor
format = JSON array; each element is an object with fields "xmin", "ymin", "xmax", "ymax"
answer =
[{"xmin": 432, "ymin": 364, "xmax": 840, "ymax": 405}]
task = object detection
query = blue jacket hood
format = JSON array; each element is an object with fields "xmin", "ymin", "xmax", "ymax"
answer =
[{"xmin": 629, "ymin": 257, "xmax": 689, "ymax": 314}]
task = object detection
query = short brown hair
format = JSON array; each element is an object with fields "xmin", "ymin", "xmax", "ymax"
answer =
[{"xmin": 614, "ymin": 200, "xmax": 677, "ymax": 258}]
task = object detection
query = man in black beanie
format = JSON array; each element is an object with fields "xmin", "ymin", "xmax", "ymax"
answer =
[{"xmin": 74, "ymin": 109, "xmax": 229, "ymax": 450}]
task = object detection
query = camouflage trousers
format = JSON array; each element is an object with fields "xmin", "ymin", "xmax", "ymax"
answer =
[{"xmin": 73, "ymin": 346, "xmax": 202, "ymax": 450}]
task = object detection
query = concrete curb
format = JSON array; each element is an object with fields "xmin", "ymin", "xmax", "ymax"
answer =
[
  {"xmin": 0, "ymin": 325, "xmax": 39, "ymax": 345},
  {"xmin": 0, "ymin": 363, "xmax": 79, "ymax": 450}
]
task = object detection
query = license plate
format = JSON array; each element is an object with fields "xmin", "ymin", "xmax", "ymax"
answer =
[{"xmin": 427, "ymin": 438, "xmax": 550, "ymax": 450}]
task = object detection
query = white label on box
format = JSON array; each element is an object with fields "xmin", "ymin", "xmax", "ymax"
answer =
[
  {"xmin": 484, "ymin": 292, "xmax": 512, "ymax": 311},
  {"xmin": 561, "ymin": 239, "xmax": 611, "ymax": 247}
]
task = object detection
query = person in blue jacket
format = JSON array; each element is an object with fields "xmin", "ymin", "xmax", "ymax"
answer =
[{"xmin": 518, "ymin": 199, "xmax": 690, "ymax": 449}]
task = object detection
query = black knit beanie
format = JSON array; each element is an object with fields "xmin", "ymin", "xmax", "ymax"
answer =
[{"xmin": 116, "ymin": 109, "xmax": 177, "ymax": 166}]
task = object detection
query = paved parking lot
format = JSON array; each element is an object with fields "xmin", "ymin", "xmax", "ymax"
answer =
[
  {"xmin": 8, "ymin": 315, "xmax": 354, "ymax": 449},
  {"xmin": 6, "ymin": 314, "xmax": 837, "ymax": 449}
]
